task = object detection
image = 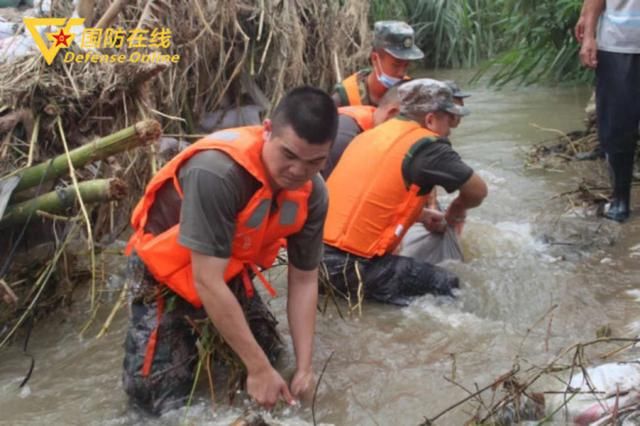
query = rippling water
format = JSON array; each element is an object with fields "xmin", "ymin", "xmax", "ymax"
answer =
[{"xmin": 2, "ymin": 73, "xmax": 639, "ymax": 426}]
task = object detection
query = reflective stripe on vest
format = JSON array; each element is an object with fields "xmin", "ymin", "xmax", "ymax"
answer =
[
  {"xmin": 126, "ymin": 126, "xmax": 312, "ymax": 307},
  {"xmin": 338, "ymin": 105, "xmax": 376, "ymax": 132},
  {"xmin": 323, "ymin": 118, "xmax": 438, "ymax": 258}
]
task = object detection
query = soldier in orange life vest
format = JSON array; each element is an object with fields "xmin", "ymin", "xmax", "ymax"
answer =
[
  {"xmin": 322, "ymin": 82, "xmax": 404, "ymax": 179},
  {"xmin": 331, "ymin": 21, "xmax": 424, "ymax": 108},
  {"xmin": 398, "ymin": 79, "xmax": 473, "ymax": 262},
  {"xmin": 122, "ymin": 87, "xmax": 338, "ymax": 414},
  {"xmin": 322, "ymin": 79, "xmax": 488, "ymax": 306}
]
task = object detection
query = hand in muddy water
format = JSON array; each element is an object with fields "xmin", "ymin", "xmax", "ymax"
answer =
[
  {"xmin": 246, "ymin": 365, "xmax": 295, "ymax": 410},
  {"xmin": 290, "ymin": 368, "xmax": 315, "ymax": 403}
]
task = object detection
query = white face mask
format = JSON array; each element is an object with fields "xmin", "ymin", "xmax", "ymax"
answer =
[{"xmin": 373, "ymin": 56, "xmax": 402, "ymax": 88}]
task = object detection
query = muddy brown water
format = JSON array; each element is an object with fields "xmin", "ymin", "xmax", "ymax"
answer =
[{"xmin": 1, "ymin": 72, "xmax": 640, "ymax": 425}]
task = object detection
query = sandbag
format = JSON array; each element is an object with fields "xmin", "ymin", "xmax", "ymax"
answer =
[
  {"xmin": 398, "ymin": 222, "xmax": 464, "ymax": 264},
  {"xmin": 546, "ymin": 360, "xmax": 640, "ymax": 425},
  {"xmin": 494, "ymin": 359, "xmax": 640, "ymax": 425}
]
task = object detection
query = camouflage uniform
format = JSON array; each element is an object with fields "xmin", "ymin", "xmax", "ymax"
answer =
[
  {"xmin": 321, "ymin": 244, "xmax": 458, "ymax": 307},
  {"xmin": 122, "ymin": 254, "xmax": 282, "ymax": 415}
]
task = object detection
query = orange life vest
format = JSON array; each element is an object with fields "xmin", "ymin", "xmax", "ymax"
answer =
[
  {"xmin": 323, "ymin": 118, "xmax": 438, "ymax": 258},
  {"xmin": 341, "ymin": 72, "xmax": 364, "ymax": 106},
  {"xmin": 341, "ymin": 71, "xmax": 411, "ymax": 107},
  {"xmin": 338, "ymin": 105, "xmax": 375, "ymax": 132},
  {"xmin": 126, "ymin": 127, "xmax": 312, "ymax": 307}
]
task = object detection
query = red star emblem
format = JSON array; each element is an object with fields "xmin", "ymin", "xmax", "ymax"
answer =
[{"xmin": 52, "ymin": 29, "xmax": 71, "ymax": 47}]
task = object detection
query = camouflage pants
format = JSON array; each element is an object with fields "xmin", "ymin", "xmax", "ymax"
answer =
[
  {"xmin": 321, "ymin": 244, "xmax": 459, "ymax": 306},
  {"xmin": 122, "ymin": 255, "xmax": 282, "ymax": 415}
]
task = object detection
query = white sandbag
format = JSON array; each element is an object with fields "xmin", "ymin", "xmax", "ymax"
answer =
[
  {"xmin": 399, "ymin": 222, "xmax": 464, "ymax": 264},
  {"xmin": 0, "ymin": 19, "xmax": 17, "ymax": 40},
  {"xmin": 545, "ymin": 360, "xmax": 640, "ymax": 424}
]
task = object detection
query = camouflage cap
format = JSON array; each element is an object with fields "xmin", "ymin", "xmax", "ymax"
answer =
[
  {"xmin": 398, "ymin": 78, "xmax": 470, "ymax": 118},
  {"xmin": 373, "ymin": 21, "xmax": 424, "ymax": 61},
  {"xmin": 443, "ymin": 80, "xmax": 471, "ymax": 99}
]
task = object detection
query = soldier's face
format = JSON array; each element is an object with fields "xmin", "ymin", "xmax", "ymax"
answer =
[
  {"xmin": 374, "ymin": 52, "xmax": 410, "ymax": 79},
  {"xmin": 261, "ymin": 120, "xmax": 330, "ymax": 190}
]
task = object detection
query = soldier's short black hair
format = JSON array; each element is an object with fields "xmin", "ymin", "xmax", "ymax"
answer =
[{"xmin": 271, "ymin": 86, "xmax": 338, "ymax": 145}]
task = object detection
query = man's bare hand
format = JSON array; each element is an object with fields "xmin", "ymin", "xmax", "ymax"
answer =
[
  {"xmin": 290, "ymin": 368, "xmax": 315, "ymax": 403},
  {"xmin": 579, "ymin": 36, "xmax": 598, "ymax": 68},
  {"xmin": 246, "ymin": 365, "xmax": 295, "ymax": 409},
  {"xmin": 444, "ymin": 210, "xmax": 466, "ymax": 237},
  {"xmin": 421, "ymin": 208, "xmax": 446, "ymax": 233}
]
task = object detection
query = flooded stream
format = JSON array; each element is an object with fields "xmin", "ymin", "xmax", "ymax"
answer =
[{"xmin": 1, "ymin": 74, "xmax": 640, "ymax": 425}]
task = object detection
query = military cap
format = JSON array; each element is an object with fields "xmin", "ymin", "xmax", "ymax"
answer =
[
  {"xmin": 373, "ymin": 21, "xmax": 424, "ymax": 61},
  {"xmin": 399, "ymin": 78, "xmax": 470, "ymax": 119}
]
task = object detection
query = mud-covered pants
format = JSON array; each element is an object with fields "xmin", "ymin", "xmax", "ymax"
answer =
[
  {"xmin": 321, "ymin": 244, "xmax": 459, "ymax": 307},
  {"xmin": 121, "ymin": 255, "xmax": 282, "ymax": 415}
]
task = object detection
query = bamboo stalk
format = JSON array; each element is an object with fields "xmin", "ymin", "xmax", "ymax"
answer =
[
  {"xmin": 0, "ymin": 178, "xmax": 127, "ymax": 229},
  {"xmin": 5, "ymin": 120, "xmax": 160, "ymax": 194}
]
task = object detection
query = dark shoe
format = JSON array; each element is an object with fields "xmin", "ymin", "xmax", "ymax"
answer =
[
  {"xmin": 575, "ymin": 147, "xmax": 605, "ymax": 161},
  {"xmin": 604, "ymin": 199, "xmax": 630, "ymax": 222},
  {"xmin": 603, "ymin": 153, "xmax": 634, "ymax": 222}
]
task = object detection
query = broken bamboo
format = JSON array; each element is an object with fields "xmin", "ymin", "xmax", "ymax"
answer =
[
  {"xmin": 5, "ymin": 119, "xmax": 160, "ymax": 194},
  {"xmin": 0, "ymin": 178, "xmax": 127, "ymax": 229}
]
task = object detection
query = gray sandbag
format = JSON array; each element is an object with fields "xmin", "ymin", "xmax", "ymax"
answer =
[{"xmin": 399, "ymin": 222, "xmax": 464, "ymax": 264}]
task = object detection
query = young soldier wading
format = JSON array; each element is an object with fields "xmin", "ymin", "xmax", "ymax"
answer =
[{"xmin": 122, "ymin": 87, "xmax": 338, "ymax": 414}]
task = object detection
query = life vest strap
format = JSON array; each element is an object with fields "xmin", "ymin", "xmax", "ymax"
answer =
[
  {"xmin": 249, "ymin": 263, "xmax": 277, "ymax": 297},
  {"xmin": 241, "ymin": 267, "xmax": 255, "ymax": 298},
  {"xmin": 241, "ymin": 263, "xmax": 277, "ymax": 299},
  {"xmin": 141, "ymin": 292, "xmax": 165, "ymax": 377}
]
